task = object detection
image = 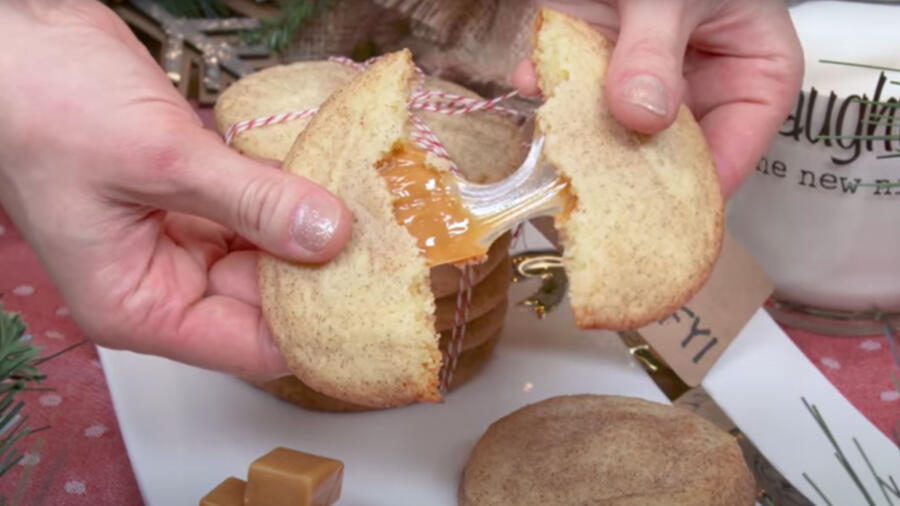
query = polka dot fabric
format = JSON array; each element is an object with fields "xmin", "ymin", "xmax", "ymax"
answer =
[
  {"xmin": 787, "ymin": 325, "xmax": 900, "ymax": 437},
  {"xmin": 0, "ymin": 208, "xmax": 142, "ymax": 505}
]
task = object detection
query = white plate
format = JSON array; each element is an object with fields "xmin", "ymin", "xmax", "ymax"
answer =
[
  {"xmin": 99, "ymin": 224, "xmax": 670, "ymax": 506},
  {"xmin": 704, "ymin": 309, "xmax": 900, "ymax": 505}
]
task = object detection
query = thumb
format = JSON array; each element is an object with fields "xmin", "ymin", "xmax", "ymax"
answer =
[
  {"xmin": 140, "ymin": 129, "xmax": 352, "ymax": 263},
  {"xmin": 604, "ymin": 0, "xmax": 694, "ymax": 134}
]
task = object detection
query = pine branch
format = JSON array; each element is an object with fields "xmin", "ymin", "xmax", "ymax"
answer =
[
  {"xmin": 243, "ymin": 0, "xmax": 339, "ymax": 52},
  {"xmin": 0, "ymin": 302, "xmax": 79, "ymax": 497},
  {"xmin": 803, "ymin": 396, "xmax": 900, "ymax": 505},
  {"xmin": 0, "ymin": 303, "xmax": 46, "ymax": 491}
]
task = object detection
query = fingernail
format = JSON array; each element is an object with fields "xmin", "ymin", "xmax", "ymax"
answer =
[
  {"xmin": 621, "ymin": 74, "xmax": 668, "ymax": 116},
  {"xmin": 291, "ymin": 193, "xmax": 341, "ymax": 252}
]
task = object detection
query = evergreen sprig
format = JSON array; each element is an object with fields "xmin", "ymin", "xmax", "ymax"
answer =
[
  {"xmin": 0, "ymin": 303, "xmax": 82, "ymax": 501},
  {"xmin": 0, "ymin": 303, "xmax": 46, "ymax": 482},
  {"xmin": 147, "ymin": 0, "xmax": 341, "ymax": 52},
  {"xmin": 243, "ymin": 0, "xmax": 338, "ymax": 52},
  {"xmin": 802, "ymin": 396, "xmax": 900, "ymax": 506}
]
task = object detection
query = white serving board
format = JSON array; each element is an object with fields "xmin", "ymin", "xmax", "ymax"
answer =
[{"xmin": 99, "ymin": 224, "xmax": 670, "ymax": 506}]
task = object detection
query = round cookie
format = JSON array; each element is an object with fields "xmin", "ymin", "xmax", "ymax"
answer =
[
  {"xmin": 255, "ymin": 334, "xmax": 500, "ymax": 413},
  {"xmin": 431, "ymin": 233, "xmax": 512, "ymax": 299},
  {"xmin": 459, "ymin": 395, "xmax": 756, "ymax": 506},
  {"xmin": 439, "ymin": 298, "xmax": 508, "ymax": 352}
]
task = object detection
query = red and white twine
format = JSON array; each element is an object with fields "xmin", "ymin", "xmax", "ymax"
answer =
[
  {"xmin": 223, "ymin": 107, "xmax": 319, "ymax": 146},
  {"xmin": 440, "ymin": 264, "xmax": 475, "ymax": 390},
  {"xmin": 222, "ymin": 56, "xmax": 520, "ymax": 393}
]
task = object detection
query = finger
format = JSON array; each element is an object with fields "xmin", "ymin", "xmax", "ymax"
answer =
[
  {"xmin": 228, "ymin": 235, "xmax": 258, "ymax": 252},
  {"xmin": 162, "ymin": 213, "xmax": 233, "ymax": 271},
  {"xmin": 141, "ymin": 295, "xmax": 288, "ymax": 381},
  {"xmin": 248, "ymin": 155, "xmax": 283, "ymax": 168},
  {"xmin": 208, "ymin": 250, "xmax": 260, "ymax": 306},
  {"xmin": 131, "ymin": 129, "xmax": 353, "ymax": 264},
  {"xmin": 686, "ymin": 54, "xmax": 801, "ymax": 197},
  {"xmin": 700, "ymin": 101, "xmax": 789, "ymax": 198},
  {"xmin": 604, "ymin": 0, "xmax": 696, "ymax": 133},
  {"xmin": 511, "ymin": 59, "xmax": 542, "ymax": 97},
  {"xmin": 685, "ymin": 3, "xmax": 803, "ymax": 196}
]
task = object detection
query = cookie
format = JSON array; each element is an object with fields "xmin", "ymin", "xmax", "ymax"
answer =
[
  {"xmin": 434, "ymin": 258, "xmax": 511, "ymax": 330},
  {"xmin": 532, "ymin": 9, "xmax": 724, "ymax": 329},
  {"xmin": 431, "ymin": 233, "xmax": 511, "ymax": 299},
  {"xmin": 459, "ymin": 394, "xmax": 756, "ymax": 506},
  {"xmin": 439, "ymin": 297, "xmax": 508, "ymax": 352}
]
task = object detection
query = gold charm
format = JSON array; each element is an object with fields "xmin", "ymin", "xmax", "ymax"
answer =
[{"xmin": 511, "ymin": 251, "xmax": 567, "ymax": 318}]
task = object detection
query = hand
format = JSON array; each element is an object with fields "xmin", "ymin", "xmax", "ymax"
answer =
[
  {"xmin": 513, "ymin": 0, "xmax": 803, "ymax": 197},
  {"xmin": 0, "ymin": 1, "xmax": 352, "ymax": 380}
]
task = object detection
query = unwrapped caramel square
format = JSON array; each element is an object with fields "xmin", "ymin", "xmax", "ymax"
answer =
[
  {"xmin": 245, "ymin": 447, "xmax": 343, "ymax": 506},
  {"xmin": 199, "ymin": 477, "xmax": 245, "ymax": 506}
]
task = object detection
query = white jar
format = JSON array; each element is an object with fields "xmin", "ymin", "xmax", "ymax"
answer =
[{"xmin": 727, "ymin": 1, "xmax": 900, "ymax": 334}]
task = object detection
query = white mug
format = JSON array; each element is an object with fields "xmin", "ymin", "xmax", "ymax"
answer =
[{"xmin": 727, "ymin": 1, "xmax": 900, "ymax": 334}]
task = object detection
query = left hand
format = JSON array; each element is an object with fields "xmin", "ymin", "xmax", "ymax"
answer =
[{"xmin": 0, "ymin": 1, "xmax": 352, "ymax": 380}]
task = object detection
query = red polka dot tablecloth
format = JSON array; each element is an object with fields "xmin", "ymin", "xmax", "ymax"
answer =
[
  {"xmin": 788, "ymin": 327, "xmax": 900, "ymax": 436},
  {"xmin": 1, "ymin": 108, "xmax": 898, "ymax": 503},
  {"xmin": 0, "ymin": 209, "xmax": 143, "ymax": 505}
]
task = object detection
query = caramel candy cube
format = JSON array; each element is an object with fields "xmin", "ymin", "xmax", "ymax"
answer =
[
  {"xmin": 245, "ymin": 447, "xmax": 343, "ymax": 506},
  {"xmin": 200, "ymin": 477, "xmax": 246, "ymax": 506}
]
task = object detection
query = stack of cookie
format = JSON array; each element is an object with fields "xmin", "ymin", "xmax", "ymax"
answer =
[
  {"xmin": 258, "ymin": 234, "xmax": 511, "ymax": 412},
  {"xmin": 214, "ymin": 60, "xmax": 526, "ymax": 411}
]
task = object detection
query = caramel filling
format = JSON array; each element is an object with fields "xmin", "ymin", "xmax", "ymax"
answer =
[
  {"xmin": 378, "ymin": 142, "xmax": 489, "ymax": 267},
  {"xmin": 556, "ymin": 182, "xmax": 577, "ymax": 224},
  {"xmin": 378, "ymin": 141, "xmax": 577, "ymax": 267}
]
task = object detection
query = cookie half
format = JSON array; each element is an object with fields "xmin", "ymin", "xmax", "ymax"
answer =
[{"xmin": 533, "ymin": 9, "xmax": 724, "ymax": 329}]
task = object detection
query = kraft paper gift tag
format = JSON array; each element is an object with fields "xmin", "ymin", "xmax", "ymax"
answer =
[{"xmin": 636, "ymin": 233, "xmax": 774, "ymax": 386}]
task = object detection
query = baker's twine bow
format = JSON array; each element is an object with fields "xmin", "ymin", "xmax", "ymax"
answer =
[{"xmin": 222, "ymin": 55, "xmax": 522, "ymax": 394}]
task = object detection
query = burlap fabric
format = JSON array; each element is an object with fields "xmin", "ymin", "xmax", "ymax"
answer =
[{"xmin": 280, "ymin": 0, "xmax": 538, "ymax": 99}]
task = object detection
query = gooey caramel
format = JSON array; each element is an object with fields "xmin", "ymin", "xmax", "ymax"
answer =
[
  {"xmin": 378, "ymin": 142, "xmax": 490, "ymax": 267},
  {"xmin": 377, "ymin": 141, "xmax": 578, "ymax": 267}
]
